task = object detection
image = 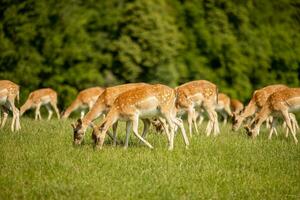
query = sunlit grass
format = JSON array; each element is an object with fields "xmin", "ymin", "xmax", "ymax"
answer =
[{"xmin": 0, "ymin": 118, "xmax": 299, "ymax": 199}]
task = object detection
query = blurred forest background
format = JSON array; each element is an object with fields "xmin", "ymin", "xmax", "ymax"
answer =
[{"xmin": 0, "ymin": 0, "xmax": 299, "ymax": 108}]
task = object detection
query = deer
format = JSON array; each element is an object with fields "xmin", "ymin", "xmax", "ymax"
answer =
[
  {"xmin": 20, "ymin": 88, "xmax": 60, "ymax": 120},
  {"xmin": 215, "ymin": 93, "xmax": 233, "ymax": 125},
  {"xmin": 195, "ymin": 93, "xmax": 233, "ymax": 125},
  {"xmin": 245, "ymin": 88, "xmax": 300, "ymax": 144},
  {"xmin": 71, "ymin": 83, "xmax": 150, "ymax": 145},
  {"xmin": 232, "ymin": 84, "xmax": 288, "ymax": 131},
  {"xmin": 230, "ymin": 99, "xmax": 244, "ymax": 117},
  {"xmin": 196, "ymin": 93, "xmax": 233, "ymax": 126},
  {"xmin": 62, "ymin": 87, "xmax": 105, "ymax": 119},
  {"xmin": 175, "ymin": 80, "xmax": 219, "ymax": 137},
  {"xmin": 0, "ymin": 80, "xmax": 21, "ymax": 131},
  {"xmin": 92, "ymin": 84, "xmax": 189, "ymax": 150}
]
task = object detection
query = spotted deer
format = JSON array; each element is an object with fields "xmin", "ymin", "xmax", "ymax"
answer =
[
  {"xmin": 0, "ymin": 80, "xmax": 21, "ymax": 131},
  {"xmin": 62, "ymin": 87, "xmax": 105, "ymax": 119},
  {"xmin": 92, "ymin": 84, "xmax": 189, "ymax": 150},
  {"xmin": 245, "ymin": 88, "xmax": 300, "ymax": 144},
  {"xmin": 175, "ymin": 80, "xmax": 219, "ymax": 137},
  {"xmin": 232, "ymin": 84, "xmax": 288, "ymax": 131},
  {"xmin": 20, "ymin": 88, "xmax": 60, "ymax": 120},
  {"xmin": 72, "ymin": 83, "xmax": 149, "ymax": 145}
]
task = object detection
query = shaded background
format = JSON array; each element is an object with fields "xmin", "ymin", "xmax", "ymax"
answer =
[{"xmin": 0, "ymin": 0, "xmax": 299, "ymax": 109}]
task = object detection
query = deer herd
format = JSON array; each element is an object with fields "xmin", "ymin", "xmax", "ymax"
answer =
[{"xmin": 0, "ymin": 79, "xmax": 299, "ymax": 150}]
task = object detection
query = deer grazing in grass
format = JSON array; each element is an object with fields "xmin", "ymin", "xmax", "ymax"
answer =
[
  {"xmin": 62, "ymin": 87, "xmax": 105, "ymax": 119},
  {"xmin": 20, "ymin": 88, "xmax": 60, "ymax": 120},
  {"xmin": 92, "ymin": 84, "xmax": 189, "ymax": 150},
  {"xmin": 71, "ymin": 83, "xmax": 149, "ymax": 145},
  {"xmin": 175, "ymin": 80, "xmax": 219, "ymax": 137},
  {"xmin": 245, "ymin": 88, "xmax": 300, "ymax": 144},
  {"xmin": 0, "ymin": 80, "xmax": 21, "ymax": 131},
  {"xmin": 232, "ymin": 84, "xmax": 288, "ymax": 131}
]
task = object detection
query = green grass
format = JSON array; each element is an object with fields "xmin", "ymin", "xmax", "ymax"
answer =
[{"xmin": 0, "ymin": 118, "xmax": 299, "ymax": 199}]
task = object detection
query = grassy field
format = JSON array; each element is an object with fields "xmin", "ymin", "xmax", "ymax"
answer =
[{"xmin": 0, "ymin": 117, "xmax": 299, "ymax": 199}]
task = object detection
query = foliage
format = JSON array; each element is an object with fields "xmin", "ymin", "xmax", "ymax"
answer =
[{"xmin": 0, "ymin": 0, "xmax": 299, "ymax": 106}]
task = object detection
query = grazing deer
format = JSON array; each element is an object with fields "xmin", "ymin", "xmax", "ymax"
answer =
[
  {"xmin": 20, "ymin": 88, "xmax": 60, "ymax": 120},
  {"xmin": 0, "ymin": 80, "xmax": 21, "ymax": 131},
  {"xmin": 215, "ymin": 93, "xmax": 233, "ymax": 125},
  {"xmin": 232, "ymin": 84, "xmax": 288, "ymax": 131},
  {"xmin": 62, "ymin": 87, "xmax": 105, "ymax": 119},
  {"xmin": 245, "ymin": 88, "xmax": 300, "ymax": 144},
  {"xmin": 72, "ymin": 83, "xmax": 149, "ymax": 145},
  {"xmin": 176, "ymin": 80, "xmax": 219, "ymax": 137},
  {"xmin": 92, "ymin": 84, "xmax": 189, "ymax": 150}
]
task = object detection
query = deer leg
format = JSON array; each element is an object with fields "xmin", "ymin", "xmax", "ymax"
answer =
[
  {"xmin": 290, "ymin": 113, "xmax": 298, "ymax": 134},
  {"xmin": 16, "ymin": 109, "xmax": 21, "ymax": 131},
  {"xmin": 223, "ymin": 114, "xmax": 228, "ymax": 125},
  {"xmin": 7, "ymin": 99, "xmax": 20, "ymax": 132},
  {"xmin": 173, "ymin": 117, "xmax": 189, "ymax": 147},
  {"xmin": 50, "ymin": 102, "xmax": 60, "ymax": 119},
  {"xmin": 187, "ymin": 108, "xmax": 194, "ymax": 137},
  {"xmin": 112, "ymin": 121, "xmax": 118, "ymax": 146},
  {"xmin": 282, "ymin": 111, "xmax": 298, "ymax": 144},
  {"xmin": 268, "ymin": 117, "xmax": 277, "ymax": 140},
  {"xmin": 213, "ymin": 110, "xmax": 220, "ymax": 135},
  {"xmin": 141, "ymin": 119, "xmax": 150, "ymax": 139},
  {"xmin": 196, "ymin": 109, "xmax": 205, "ymax": 126},
  {"xmin": 1, "ymin": 106, "xmax": 8, "ymax": 129},
  {"xmin": 5, "ymin": 100, "xmax": 15, "ymax": 131},
  {"xmin": 205, "ymin": 118, "xmax": 213, "ymax": 136},
  {"xmin": 205, "ymin": 104, "xmax": 219, "ymax": 136},
  {"xmin": 191, "ymin": 109, "xmax": 199, "ymax": 135},
  {"xmin": 158, "ymin": 117, "xmax": 170, "ymax": 142},
  {"xmin": 124, "ymin": 121, "xmax": 131, "ymax": 149},
  {"xmin": 199, "ymin": 108, "xmax": 206, "ymax": 125},
  {"xmin": 45, "ymin": 104, "xmax": 53, "ymax": 120},
  {"xmin": 12, "ymin": 104, "xmax": 21, "ymax": 131},
  {"xmin": 131, "ymin": 116, "xmax": 153, "ymax": 149},
  {"xmin": 285, "ymin": 124, "xmax": 289, "ymax": 138},
  {"xmin": 204, "ymin": 104, "xmax": 215, "ymax": 136},
  {"xmin": 199, "ymin": 114, "xmax": 204, "ymax": 125},
  {"xmin": 35, "ymin": 103, "xmax": 41, "ymax": 120},
  {"xmin": 164, "ymin": 114, "xmax": 175, "ymax": 150}
]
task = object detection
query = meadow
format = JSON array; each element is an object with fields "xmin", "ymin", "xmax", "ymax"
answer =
[{"xmin": 0, "ymin": 117, "xmax": 299, "ymax": 199}]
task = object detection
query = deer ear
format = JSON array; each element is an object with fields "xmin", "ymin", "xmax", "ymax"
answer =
[{"xmin": 71, "ymin": 123, "xmax": 76, "ymax": 129}]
